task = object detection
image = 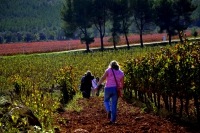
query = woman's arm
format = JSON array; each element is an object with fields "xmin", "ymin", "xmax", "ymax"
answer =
[{"xmin": 95, "ymin": 71, "xmax": 107, "ymax": 90}]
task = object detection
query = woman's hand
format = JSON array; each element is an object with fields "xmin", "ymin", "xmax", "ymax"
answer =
[{"xmin": 94, "ymin": 87, "xmax": 98, "ymax": 91}]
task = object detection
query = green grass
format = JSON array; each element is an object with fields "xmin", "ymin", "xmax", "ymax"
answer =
[
  {"xmin": 0, "ymin": 45, "xmax": 174, "ymax": 92},
  {"xmin": 65, "ymin": 92, "xmax": 83, "ymax": 112},
  {"xmin": 3, "ymin": 42, "xmax": 198, "ymax": 132}
]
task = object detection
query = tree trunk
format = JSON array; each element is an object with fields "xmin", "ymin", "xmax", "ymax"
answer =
[
  {"xmin": 168, "ymin": 32, "xmax": 172, "ymax": 45},
  {"xmin": 179, "ymin": 96, "xmax": 183, "ymax": 118},
  {"xmin": 194, "ymin": 94, "xmax": 200, "ymax": 123},
  {"xmin": 185, "ymin": 97, "xmax": 190, "ymax": 118},
  {"xmin": 148, "ymin": 93, "xmax": 153, "ymax": 102},
  {"xmin": 124, "ymin": 33, "xmax": 130, "ymax": 49},
  {"xmin": 99, "ymin": 25, "xmax": 104, "ymax": 51},
  {"xmin": 100, "ymin": 34, "xmax": 104, "ymax": 51},
  {"xmin": 178, "ymin": 30, "xmax": 183, "ymax": 43},
  {"xmin": 129, "ymin": 89, "xmax": 132, "ymax": 99},
  {"xmin": 140, "ymin": 30, "xmax": 143, "ymax": 48},
  {"xmin": 157, "ymin": 94, "xmax": 161, "ymax": 110},
  {"xmin": 61, "ymin": 82, "xmax": 69, "ymax": 104},
  {"xmin": 84, "ymin": 28, "xmax": 90, "ymax": 52},
  {"xmin": 173, "ymin": 94, "xmax": 177, "ymax": 114},
  {"xmin": 169, "ymin": 96, "xmax": 172, "ymax": 112},
  {"xmin": 138, "ymin": 91, "xmax": 143, "ymax": 102},
  {"xmin": 134, "ymin": 90, "xmax": 138, "ymax": 99},
  {"xmin": 154, "ymin": 93, "xmax": 157, "ymax": 107},
  {"xmin": 162, "ymin": 94, "xmax": 169, "ymax": 111},
  {"xmin": 86, "ymin": 43, "xmax": 90, "ymax": 52},
  {"xmin": 112, "ymin": 34, "xmax": 117, "ymax": 50}
]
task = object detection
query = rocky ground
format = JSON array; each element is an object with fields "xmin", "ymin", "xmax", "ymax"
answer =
[{"xmin": 55, "ymin": 96, "xmax": 200, "ymax": 133}]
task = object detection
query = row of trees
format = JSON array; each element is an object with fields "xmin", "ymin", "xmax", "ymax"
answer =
[
  {"xmin": 0, "ymin": 30, "xmax": 66, "ymax": 44},
  {"xmin": 61, "ymin": 0, "xmax": 198, "ymax": 51},
  {"xmin": 1, "ymin": 0, "xmax": 199, "ymax": 46}
]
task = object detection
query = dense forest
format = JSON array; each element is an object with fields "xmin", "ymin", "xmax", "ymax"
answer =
[
  {"xmin": 0, "ymin": 0, "xmax": 65, "ymax": 43},
  {"xmin": 0, "ymin": 0, "xmax": 200, "ymax": 44}
]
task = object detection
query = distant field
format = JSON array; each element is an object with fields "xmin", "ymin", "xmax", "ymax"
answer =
[{"xmin": 0, "ymin": 31, "xmax": 195, "ymax": 56}]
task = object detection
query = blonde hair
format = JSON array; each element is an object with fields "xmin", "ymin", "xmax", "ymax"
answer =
[{"xmin": 109, "ymin": 60, "xmax": 119, "ymax": 70}]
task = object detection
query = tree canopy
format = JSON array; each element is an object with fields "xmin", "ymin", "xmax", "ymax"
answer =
[
  {"xmin": 61, "ymin": 0, "xmax": 198, "ymax": 50},
  {"xmin": 0, "ymin": 0, "xmax": 199, "ymax": 48}
]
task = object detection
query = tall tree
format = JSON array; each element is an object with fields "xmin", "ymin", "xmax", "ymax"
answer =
[
  {"xmin": 108, "ymin": 0, "xmax": 123, "ymax": 49},
  {"xmin": 153, "ymin": 0, "xmax": 177, "ymax": 45},
  {"xmin": 61, "ymin": 0, "xmax": 94, "ymax": 52},
  {"xmin": 174, "ymin": 0, "xmax": 197, "ymax": 43},
  {"xmin": 131, "ymin": 0, "xmax": 154, "ymax": 48},
  {"xmin": 119, "ymin": 0, "xmax": 133, "ymax": 49},
  {"xmin": 91, "ymin": 0, "xmax": 108, "ymax": 51},
  {"xmin": 191, "ymin": 0, "xmax": 200, "ymax": 27}
]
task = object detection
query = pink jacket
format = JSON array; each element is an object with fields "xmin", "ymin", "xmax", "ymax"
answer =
[{"xmin": 105, "ymin": 68, "xmax": 124, "ymax": 88}]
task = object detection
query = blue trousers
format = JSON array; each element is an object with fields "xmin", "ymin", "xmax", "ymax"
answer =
[{"xmin": 104, "ymin": 87, "xmax": 118, "ymax": 122}]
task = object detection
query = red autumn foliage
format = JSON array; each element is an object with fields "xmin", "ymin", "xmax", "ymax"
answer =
[{"xmin": 0, "ymin": 31, "xmax": 193, "ymax": 56}]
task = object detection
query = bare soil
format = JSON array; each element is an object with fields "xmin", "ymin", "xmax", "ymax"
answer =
[{"xmin": 55, "ymin": 96, "xmax": 200, "ymax": 133}]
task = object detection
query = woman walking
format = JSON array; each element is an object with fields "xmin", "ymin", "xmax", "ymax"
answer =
[{"xmin": 95, "ymin": 60, "xmax": 124, "ymax": 124}]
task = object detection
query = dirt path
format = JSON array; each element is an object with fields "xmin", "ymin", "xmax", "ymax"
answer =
[{"xmin": 54, "ymin": 96, "xmax": 199, "ymax": 133}]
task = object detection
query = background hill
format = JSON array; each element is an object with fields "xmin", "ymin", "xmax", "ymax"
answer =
[
  {"xmin": 0, "ymin": 0, "xmax": 200, "ymax": 44},
  {"xmin": 0, "ymin": 0, "xmax": 65, "ymax": 42}
]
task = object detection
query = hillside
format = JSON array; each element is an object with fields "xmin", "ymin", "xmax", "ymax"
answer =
[
  {"xmin": 0, "ymin": 0, "xmax": 64, "ymax": 31},
  {"xmin": 0, "ymin": 0, "xmax": 199, "ymax": 44},
  {"xmin": 0, "ymin": 0, "xmax": 64, "ymax": 41},
  {"xmin": 1, "ymin": 0, "xmax": 199, "ymax": 33}
]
